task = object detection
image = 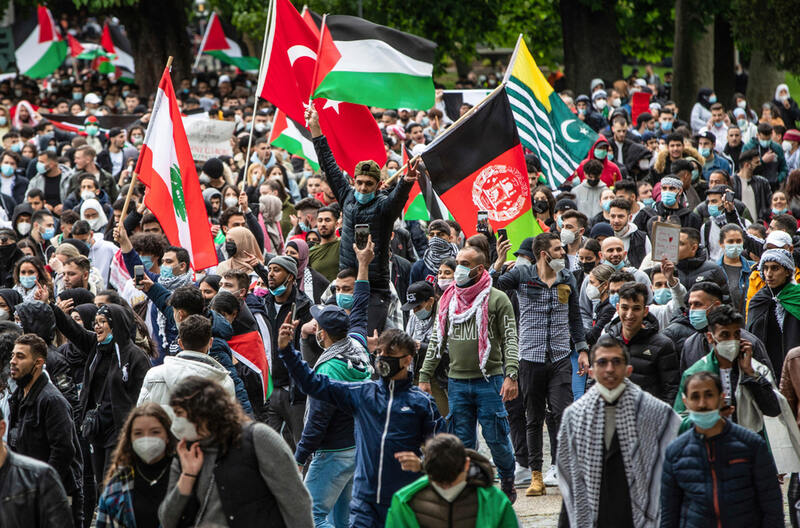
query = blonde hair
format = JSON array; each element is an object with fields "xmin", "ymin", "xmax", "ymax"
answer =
[
  {"xmin": 590, "ymin": 263, "xmax": 616, "ymax": 284},
  {"xmin": 55, "ymin": 243, "xmax": 80, "ymax": 258}
]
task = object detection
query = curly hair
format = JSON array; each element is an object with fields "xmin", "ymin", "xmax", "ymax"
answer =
[
  {"xmin": 104, "ymin": 402, "xmax": 176, "ymax": 485},
  {"xmin": 169, "ymin": 376, "xmax": 249, "ymax": 455}
]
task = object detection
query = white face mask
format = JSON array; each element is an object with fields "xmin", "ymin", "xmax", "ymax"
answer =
[
  {"xmin": 87, "ymin": 217, "xmax": 105, "ymax": 232},
  {"xmin": 514, "ymin": 257, "xmax": 531, "ymax": 268},
  {"xmin": 548, "ymin": 256, "xmax": 566, "ymax": 273},
  {"xmin": 0, "ymin": 307, "xmax": 8, "ymax": 321},
  {"xmin": 81, "ymin": 190, "xmax": 96, "ymax": 202},
  {"xmin": 132, "ymin": 436, "xmax": 167, "ymax": 464},
  {"xmin": 638, "ymin": 159, "xmax": 650, "ymax": 170},
  {"xmin": 737, "ymin": 100, "xmax": 747, "ymax": 109},
  {"xmin": 596, "ymin": 381, "xmax": 626, "ymax": 403},
  {"xmin": 453, "ymin": 265, "xmax": 474, "ymax": 286},
  {"xmin": 560, "ymin": 228, "xmax": 576, "ymax": 246},
  {"xmin": 783, "ymin": 141, "xmax": 793, "ymax": 153},
  {"xmin": 17, "ymin": 222, "xmax": 31, "ymax": 235},
  {"xmin": 585, "ymin": 283, "xmax": 602, "ymax": 301},
  {"xmin": 224, "ymin": 196, "xmax": 238, "ymax": 209},
  {"xmin": 171, "ymin": 416, "xmax": 200, "ymax": 441},
  {"xmin": 714, "ymin": 339, "xmax": 740, "ymax": 362}
]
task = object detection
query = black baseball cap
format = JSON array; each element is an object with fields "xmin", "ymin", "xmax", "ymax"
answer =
[
  {"xmin": 514, "ymin": 237, "xmax": 535, "ymax": 258},
  {"xmin": 402, "ymin": 281, "xmax": 436, "ymax": 311},
  {"xmin": 554, "ymin": 198, "xmax": 577, "ymax": 212},
  {"xmin": 310, "ymin": 304, "xmax": 349, "ymax": 335}
]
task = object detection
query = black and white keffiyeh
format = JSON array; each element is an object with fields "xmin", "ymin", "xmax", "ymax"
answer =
[
  {"xmin": 422, "ymin": 236, "xmax": 457, "ymax": 274},
  {"xmin": 556, "ymin": 379, "xmax": 680, "ymax": 528}
]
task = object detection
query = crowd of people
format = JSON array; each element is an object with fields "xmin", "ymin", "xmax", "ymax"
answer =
[{"xmin": 3, "ymin": 20, "xmax": 800, "ymax": 526}]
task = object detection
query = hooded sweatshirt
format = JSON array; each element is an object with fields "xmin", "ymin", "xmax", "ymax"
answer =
[{"xmin": 574, "ymin": 136, "xmax": 622, "ymax": 187}]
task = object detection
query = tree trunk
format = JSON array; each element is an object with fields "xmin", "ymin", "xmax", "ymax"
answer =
[
  {"xmin": 672, "ymin": 0, "xmax": 714, "ymax": 123},
  {"xmin": 118, "ymin": 0, "xmax": 193, "ymax": 94},
  {"xmin": 713, "ymin": 15, "xmax": 735, "ymax": 105},
  {"xmin": 560, "ymin": 0, "xmax": 622, "ymax": 95},
  {"xmin": 746, "ymin": 48, "xmax": 784, "ymax": 111}
]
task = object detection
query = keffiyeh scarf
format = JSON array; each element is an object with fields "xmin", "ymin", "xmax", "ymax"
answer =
[
  {"xmin": 157, "ymin": 270, "xmax": 193, "ymax": 353},
  {"xmin": 315, "ymin": 335, "xmax": 372, "ymax": 373},
  {"xmin": 437, "ymin": 270, "xmax": 492, "ymax": 376},
  {"xmin": 557, "ymin": 379, "xmax": 680, "ymax": 528},
  {"xmin": 423, "ymin": 236, "xmax": 458, "ymax": 274}
]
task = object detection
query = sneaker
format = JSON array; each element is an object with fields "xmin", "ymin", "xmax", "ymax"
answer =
[
  {"xmin": 514, "ymin": 463, "xmax": 532, "ymax": 486},
  {"xmin": 501, "ymin": 476, "xmax": 518, "ymax": 504},
  {"xmin": 543, "ymin": 465, "xmax": 558, "ymax": 486},
  {"xmin": 525, "ymin": 470, "xmax": 546, "ymax": 496}
]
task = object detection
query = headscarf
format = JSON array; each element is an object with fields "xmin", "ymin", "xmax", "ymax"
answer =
[
  {"xmin": 74, "ymin": 303, "xmax": 99, "ymax": 330},
  {"xmin": 423, "ymin": 236, "xmax": 458, "ymax": 273},
  {"xmin": 80, "ymin": 198, "xmax": 108, "ymax": 232},
  {"xmin": 58, "ymin": 287, "xmax": 95, "ymax": 307},
  {"xmin": 287, "ymin": 239, "xmax": 309, "ymax": 292},
  {"xmin": 775, "ymin": 83, "xmax": 791, "ymax": 102},
  {"xmin": 0, "ymin": 288, "xmax": 23, "ymax": 315},
  {"xmin": 216, "ymin": 226, "xmax": 263, "ymax": 274},
  {"xmin": 697, "ymin": 88, "xmax": 713, "ymax": 109},
  {"xmin": 12, "ymin": 100, "xmax": 40, "ymax": 129}
]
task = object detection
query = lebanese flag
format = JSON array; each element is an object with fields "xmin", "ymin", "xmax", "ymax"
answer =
[
  {"xmin": 135, "ymin": 67, "xmax": 217, "ymax": 270},
  {"xmin": 101, "ymin": 21, "xmax": 135, "ymax": 81},
  {"xmin": 421, "ymin": 89, "xmax": 537, "ymax": 256},
  {"xmin": 196, "ymin": 12, "xmax": 259, "ymax": 72},
  {"xmin": 258, "ymin": 0, "xmax": 318, "ymax": 124}
]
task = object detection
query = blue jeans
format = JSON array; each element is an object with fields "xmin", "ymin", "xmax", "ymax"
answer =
[
  {"xmin": 571, "ymin": 349, "xmax": 587, "ymax": 400},
  {"xmin": 304, "ymin": 448, "xmax": 356, "ymax": 528},
  {"xmin": 447, "ymin": 375, "xmax": 515, "ymax": 480},
  {"xmin": 350, "ymin": 497, "xmax": 390, "ymax": 528}
]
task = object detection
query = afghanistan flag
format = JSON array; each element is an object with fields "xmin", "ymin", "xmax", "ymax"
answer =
[
  {"xmin": 13, "ymin": 6, "xmax": 67, "ymax": 79},
  {"xmin": 196, "ymin": 12, "xmax": 259, "ymax": 72},
  {"xmin": 312, "ymin": 15, "xmax": 436, "ymax": 111},
  {"xmin": 135, "ymin": 66, "xmax": 217, "ymax": 271},
  {"xmin": 421, "ymin": 89, "xmax": 538, "ymax": 256},
  {"xmin": 504, "ymin": 36, "xmax": 596, "ymax": 189},
  {"xmin": 101, "ymin": 21, "xmax": 135, "ymax": 82},
  {"xmin": 268, "ymin": 109, "xmax": 319, "ymax": 171}
]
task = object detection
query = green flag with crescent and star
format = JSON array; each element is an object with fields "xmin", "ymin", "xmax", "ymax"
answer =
[{"xmin": 503, "ymin": 36, "xmax": 597, "ymax": 189}]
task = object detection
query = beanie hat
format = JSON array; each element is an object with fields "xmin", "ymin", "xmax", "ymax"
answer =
[
  {"xmin": 268, "ymin": 255, "xmax": 298, "ymax": 278},
  {"xmin": 759, "ymin": 248, "xmax": 795, "ymax": 274}
]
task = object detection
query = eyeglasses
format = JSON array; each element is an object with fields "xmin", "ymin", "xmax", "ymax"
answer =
[{"xmin": 594, "ymin": 357, "xmax": 625, "ymax": 367}]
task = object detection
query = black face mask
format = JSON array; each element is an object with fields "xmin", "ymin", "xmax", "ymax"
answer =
[
  {"xmin": 582, "ymin": 260, "xmax": 596, "ymax": 274},
  {"xmin": 376, "ymin": 354, "xmax": 408, "ymax": 379},
  {"xmin": 586, "ymin": 178, "xmax": 600, "ymax": 187},
  {"xmin": 225, "ymin": 240, "xmax": 237, "ymax": 257},
  {"xmin": 533, "ymin": 200, "xmax": 549, "ymax": 214},
  {"xmin": 16, "ymin": 362, "xmax": 39, "ymax": 389}
]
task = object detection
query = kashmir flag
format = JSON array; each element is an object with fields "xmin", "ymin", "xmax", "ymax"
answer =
[
  {"xmin": 135, "ymin": 66, "xmax": 217, "ymax": 271},
  {"xmin": 101, "ymin": 21, "xmax": 135, "ymax": 81},
  {"xmin": 312, "ymin": 15, "xmax": 436, "ymax": 110},
  {"xmin": 503, "ymin": 36, "xmax": 597, "ymax": 189},
  {"xmin": 13, "ymin": 6, "xmax": 67, "ymax": 79},
  {"xmin": 421, "ymin": 88, "xmax": 539, "ymax": 256},
  {"xmin": 195, "ymin": 12, "xmax": 259, "ymax": 72},
  {"xmin": 268, "ymin": 109, "xmax": 319, "ymax": 171}
]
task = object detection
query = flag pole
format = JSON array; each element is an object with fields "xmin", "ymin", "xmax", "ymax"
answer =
[
  {"xmin": 502, "ymin": 34, "xmax": 523, "ymax": 85},
  {"xmin": 119, "ymin": 55, "xmax": 174, "ymax": 224},
  {"xmin": 193, "ymin": 12, "xmax": 214, "ymax": 71},
  {"xmin": 243, "ymin": 0, "xmax": 274, "ymax": 182},
  {"xmin": 383, "ymin": 81, "xmax": 507, "ymax": 186}
]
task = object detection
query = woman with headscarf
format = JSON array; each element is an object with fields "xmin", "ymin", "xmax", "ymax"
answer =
[
  {"xmin": 773, "ymin": 83, "xmax": 800, "ymax": 130},
  {"xmin": 0, "ymin": 288, "xmax": 22, "ymax": 321},
  {"xmin": 259, "ymin": 194, "xmax": 284, "ymax": 255},
  {"xmin": 285, "ymin": 239, "xmax": 329, "ymax": 304},
  {"xmin": 216, "ymin": 226, "xmax": 263, "ymax": 275},
  {"xmin": 690, "ymin": 88, "xmax": 716, "ymax": 134},
  {"xmin": 81, "ymin": 198, "xmax": 109, "ymax": 233}
]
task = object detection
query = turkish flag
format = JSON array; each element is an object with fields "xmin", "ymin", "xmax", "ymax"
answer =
[
  {"xmin": 258, "ymin": 0, "xmax": 319, "ymax": 123},
  {"xmin": 314, "ymin": 98, "xmax": 386, "ymax": 176}
]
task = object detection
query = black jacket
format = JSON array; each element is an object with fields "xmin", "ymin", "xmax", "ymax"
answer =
[
  {"xmin": 625, "ymin": 228, "xmax": 649, "ymax": 269},
  {"xmin": 731, "ymin": 173, "xmax": 772, "ymax": 221},
  {"xmin": 676, "ymin": 247, "xmax": 728, "ymax": 290},
  {"xmin": 663, "ymin": 312, "xmax": 696, "ymax": 353},
  {"xmin": 680, "ymin": 328, "xmax": 775, "ymax": 379},
  {"xmin": 653, "ymin": 201, "xmax": 703, "ymax": 230},
  {"xmin": 747, "ymin": 284, "xmax": 800, "ymax": 377},
  {"xmin": 314, "ymin": 135, "xmax": 413, "ymax": 291},
  {"xmin": 606, "ymin": 314, "xmax": 680, "ymax": 404},
  {"xmin": 262, "ymin": 285, "xmax": 313, "ymax": 390},
  {"xmin": 7, "ymin": 375, "xmax": 82, "ymax": 494},
  {"xmin": 586, "ymin": 298, "xmax": 615, "ymax": 347},
  {"xmin": 0, "ymin": 450, "xmax": 73, "ymax": 528},
  {"xmin": 54, "ymin": 303, "xmax": 150, "ymax": 441}
]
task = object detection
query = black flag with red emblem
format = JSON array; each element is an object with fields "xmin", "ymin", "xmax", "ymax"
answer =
[{"xmin": 420, "ymin": 89, "xmax": 537, "ymax": 255}]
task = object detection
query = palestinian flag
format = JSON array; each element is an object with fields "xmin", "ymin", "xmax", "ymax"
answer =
[
  {"xmin": 402, "ymin": 144, "xmax": 448, "ymax": 221},
  {"xmin": 268, "ymin": 109, "xmax": 319, "ymax": 171},
  {"xmin": 441, "ymin": 89, "xmax": 491, "ymax": 121},
  {"xmin": 228, "ymin": 323, "xmax": 272, "ymax": 402},
  {"xmin": 135, "ymin": 66, "xmax": 217, "ymax": 271},
  {"xmin": 67, "ymin": 35, "xmax": 116, "ymax": 73},
  {"xmin": 13, "ymin": 6, "xmax": 67, "ymax": 79},
  {"xmin": 312, "ymin": 15, "xmax": 436, "ymax": 111},
  {"xmin": 421, "ymin": 88, "xmax": 539, "ymax": 257},
  {"xmin": 504, "ymin": 36, "xmax": 596, "ymax": 189},
  {"xmin": 45, "ymin": 113, "xmax": 142, "ymax": 135},
  {"xmin": 195, "ymin": 12, "xmax": 259, "ymax": 72},
  {"xmin": 101, "ymin": 21, "xmax": 135, "ymax": 82}
]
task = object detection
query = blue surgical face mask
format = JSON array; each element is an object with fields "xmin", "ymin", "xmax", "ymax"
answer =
[
  {"xmin": 699, "ymin": 147, "xmax": 711, "ymax": 158},
  {"xmin": 707, "ymin": 203, "xmax": 721, "ymax": 217},
  {"xmin": 689, "ymin": 308, "xmax": 708, "ymax": 330},
  {"xmin": 609, "ymin": 293, "xmax": 619, "ymax": 306},
  {"xmin": 0, "ymin": 116, "xmax": 6, "ymax": 126},
  {"xmin": 607, "ymin": 151, "xmax": 614, "ymax": 161},
  {"xmin": 86, "ymin": 125, "xmax": 99, "ymax": 137},
  {"xmin": 660, "ymin": 120, "xmax": 673, "ymax": 131},
  {"xmin": 601, "ymin": 199, "xmax": 612, "ymax": 212},
  {"xmin": 454, "ymin": 264, "xmax": 475, "ymax": 287},
  {"xmin": 72, "ymin": 92, "xmax": 83, "ymax": 101},
  {"xmin": 724, "ymin": 243, "xmax": 743, "ymax": 259},
  {"xmin": 602, "ymin": 258, "xmax": 625, "ymax": 271},
  {"xmin": 41, "ymin": 227, "xmax": 55, "ymax": 240},
  {"xmin": 0, "ymin": 164, "xmax": 13, "ymax": 177},
  {"xmin": 594, "ymin": 148, "xmax": 608, "ymax": 160},
  {"xmin": 387, "ymin": 168, "xmax": 398, "ymax": 177},
  {"xmin": 354, "ymin": 190, "xmax": 375, "ymax": 204},
  {"xmin": 11, "ymin": 142, "xmax": 22, "ymax": 153},
  {"xmin": 737, "ymin": 119, "xmax": 748, "ymax": 129},
  {"xmin": 708, "ymin": 95, "xmax": 717, "ymax": 104},
  {"xmin": 642, "ymin": 197, "xmax": 655, "ymax": 207},
  {"xmin": 19, "ymin": 275, "xmax": 36, "ymax": 289},
  {"xmin": 36, "ymin": 161, "xmax": 47, "ymax": 174},
  {"xmin": 415, "ymin": 307, "xmax": 432, "ymax": 320},
  {"xmin": 556, "ymin": 216, "xmax": 564, "ymax": 229},
  {"xmin": 298, "ymin": 221, "xmax": 310, "ymax": 232},
  {"xmin": 689, "ymin": 409, "xmax": 721, "ymax": 429},
  {"xmin": 773, "ymin": 207, "xmax": 788, "ymax": 215},
  {"xmin": 269, "ymin": 279, "xmax": 288, "ymax": 298},
  {"xmin": 99, "ymin": 333, "xmax": 113, "ymax": 345},
  {"xmin": 160, "ymin": 266, "xmax": 174, "ymax": 280},
  {"xmin": 759, "ymin": 139, "xmax": 770, "ymax": 148},
  {"xmin": 140, "ymin": 256, "xmax": 154, "ymax": 271},
  {"xmin": 691, "ymin": 169, "xmax": 700, "ymax": 182},
  {"xmin": 653, "ymin": 287, "xmax": 672, "ymax": 305},
  {"xmin": 336, "ymin": 292, "xmax": 354, "ymax": 310},
  {"xmin": 46, "ymin": 145, "xmax": 56, "ymax": 153},
  {"xmin": 661, "ymin": 191, "xmax": 677, "ymax": 206}
]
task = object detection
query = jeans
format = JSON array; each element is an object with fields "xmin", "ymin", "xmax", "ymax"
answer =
[
  {"xmin": 304, "ymin": 448, "xmax": 356, "ymax": 528},
  {"xmin": 350, "ymin": 497, "xmax": 390, "ymax": 528},
  {"xmin": 519, "ymin": 358, "xmax": 573, "ymax": 471},
  {"xmin": 447, "ymin": 375, "xmax": 515, "ymax": 480},
  {"xmin": 570, "ymin": 348, "xmax": 587, "ymax": 400}
]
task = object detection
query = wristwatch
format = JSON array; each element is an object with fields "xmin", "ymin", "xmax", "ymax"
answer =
[{"xmin": 507, "ymin": 371, "xmax": 518, "ymax": 381}]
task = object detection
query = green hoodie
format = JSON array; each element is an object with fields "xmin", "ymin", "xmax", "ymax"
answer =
[{"xmin": 385, "ymin": 475, "xmax": 517, "ymax": 528}]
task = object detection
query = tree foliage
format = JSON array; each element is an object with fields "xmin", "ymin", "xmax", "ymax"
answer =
[{"xmin": 731, "ymin": 0, "xmax": 800, "ymax": 74}]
